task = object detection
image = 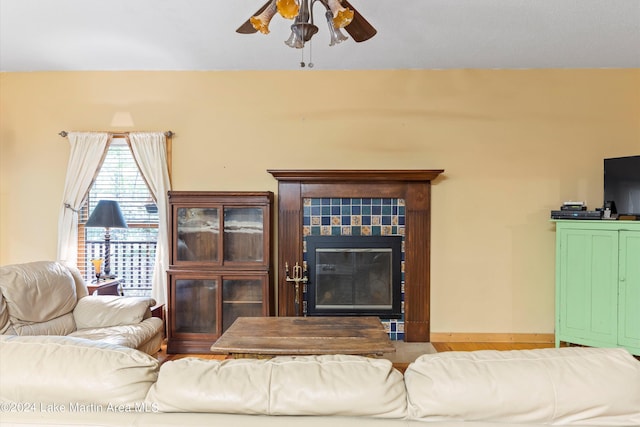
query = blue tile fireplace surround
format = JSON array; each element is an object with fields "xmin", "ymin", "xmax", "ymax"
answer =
[{"xmin": 302, "ymin": 197, "xmax": 406, "ymax": 340}]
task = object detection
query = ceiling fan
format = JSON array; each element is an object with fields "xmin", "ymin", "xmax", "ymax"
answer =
[{"xmin": 236, "ymin": 0, "xmax": 377, "ymax": 48}]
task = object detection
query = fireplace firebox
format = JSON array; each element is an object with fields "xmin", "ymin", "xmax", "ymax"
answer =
[{"xmin": 306, "ymin": 236, "xmax": 402, "ymax": 318}]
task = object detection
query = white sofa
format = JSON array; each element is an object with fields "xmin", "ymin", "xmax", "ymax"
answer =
[
  {"xmin": 1, "ymin": 335, "xmax": 639, "ymax": 427},
  {"xmin": 0, "ymin": 261, "xmax": 163, "ymax": 355}
]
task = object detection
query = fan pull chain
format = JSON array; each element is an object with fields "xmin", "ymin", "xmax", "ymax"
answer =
[{"xmin": 299, "ymin": 41, "xmax": 314, "ymax": 68}]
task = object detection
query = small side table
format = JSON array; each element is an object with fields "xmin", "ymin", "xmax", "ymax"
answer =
[
  {"xmin": 150, "ymin": 304, "xmax": 164, "ymax": 321},
  {"xmin": 87, "ymin": 278, "xmax": 122, "ymax": 296}
]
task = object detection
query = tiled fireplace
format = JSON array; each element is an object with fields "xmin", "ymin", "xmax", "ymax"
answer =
[
  {"xmin": 303, "ymin": 198, "xmax": 406, "ymax": 339},
  {"xmin": 269, "ymin": 169, "xmax": 443, "ymax": 342}
]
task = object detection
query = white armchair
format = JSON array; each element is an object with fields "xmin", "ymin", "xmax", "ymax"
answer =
[{"xmin": 0, "ymin": 261, "xmax": 163, "ymax": 355}]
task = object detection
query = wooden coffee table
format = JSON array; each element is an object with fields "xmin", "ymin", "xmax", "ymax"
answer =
[{"xmin": 210, "ymin": 316, "xmax": 395, "ymax": 357}]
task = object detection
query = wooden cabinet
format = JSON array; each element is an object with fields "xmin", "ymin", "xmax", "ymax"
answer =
[
  {"xmin": 554, "ymin": 220, "xmax": 640, "ymax": 356},
  {"xmin": 167, "ymin": 191, "xmax": 274, "ymax": 353}
]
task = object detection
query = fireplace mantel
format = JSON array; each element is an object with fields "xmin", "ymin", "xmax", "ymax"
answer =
[
  {"xmin": 267, "ymin": 169, "xmax": 443, "ymax": 182},
  {"xmin": 268, "ymin": 169, "xmax": 444, "ymax": 342}
]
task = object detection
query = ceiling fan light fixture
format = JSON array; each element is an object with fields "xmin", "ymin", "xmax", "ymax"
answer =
[
  {"xmin": 325, "ymin": 10, "xmax": 348, "ymax": 46},
  {"xmin": 238, "ymin": 0, "xmax": 376, "ymax": 56},
  {"xmin": 284, "ymin": 30, "xmax": 305, "ymax": 48},
  {"xmin": 327, "ymin": 0, "xmax": 353, "ymax": 28},
  {"xmin": 276, "ymin": 0, "xmax": 300, "ymax": 19},
  {"xmin": 283, "ymin": 0, "xmax": 317, "ymax": 47},
  {"xmin": 292, "ymin": 22, "xmax": 319, "ymax": 43},
  {"xmin": 250, "ymin": 0, "xmax": 278, "ymax": 34}
]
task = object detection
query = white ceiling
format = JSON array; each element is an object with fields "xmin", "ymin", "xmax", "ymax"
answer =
[{"xmin": 1, "ymin": 0, "xmax": 639, "ymax": 72}]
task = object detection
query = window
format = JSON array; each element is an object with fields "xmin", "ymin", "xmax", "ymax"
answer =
[{"xmin": 78, "ymin": 137, "xmax": 158, "ymax": 296}]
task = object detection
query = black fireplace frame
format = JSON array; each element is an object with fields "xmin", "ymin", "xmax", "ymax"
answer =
[{"xmin": 305, "ymin": 235, "xmax": 403, "ymax": 318}]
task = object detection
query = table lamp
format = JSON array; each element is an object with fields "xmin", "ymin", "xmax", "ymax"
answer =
[{"xmin": 85, "ymin": 200, "xmax": 128, "ymax": 279}]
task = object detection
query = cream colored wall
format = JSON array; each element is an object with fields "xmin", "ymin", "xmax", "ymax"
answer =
[{"xmin": 1, "ymin": 69, "xmax": 639, "ymax": 334}]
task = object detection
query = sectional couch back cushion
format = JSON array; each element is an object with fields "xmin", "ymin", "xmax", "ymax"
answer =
[
  {"xmin": 404, "ymin": 347, "xmax": 640, "ymax": 425},
  {"xmin": 146, "ymin": 354, "xmax": 408, "ymax": 418}
]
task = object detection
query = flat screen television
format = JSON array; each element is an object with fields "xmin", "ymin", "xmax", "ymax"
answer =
[{"xmin": 604, "ymin": 155, "xmax": 640, "ymax": 216}]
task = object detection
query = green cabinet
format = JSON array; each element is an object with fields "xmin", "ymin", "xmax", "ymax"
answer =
[
  {"xmin": 554, "ymin": 220, "xmax": 640, "ymax": 356},
  {"xmin": 618, "ymin": 231, "xmax": 640, "ymax": 351}
]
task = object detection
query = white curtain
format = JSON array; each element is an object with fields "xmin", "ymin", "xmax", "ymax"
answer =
[
  {"xmin": 57, "ymin": 132, "xmax": 110, "ymax": 267},
  {"xmin": 128, "ymin": 132, "xmax": 171, "ymax": 305}
]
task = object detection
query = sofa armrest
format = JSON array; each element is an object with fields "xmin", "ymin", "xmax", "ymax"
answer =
[{"xmin": 73, "ymin": 295, "xmax": 156, "ymax": 329}]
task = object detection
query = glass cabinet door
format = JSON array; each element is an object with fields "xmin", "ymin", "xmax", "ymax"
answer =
[
  {"xmin": 222, "ymin": 277, "xmax": 265, "ymax": 331},
  {"xmin": 223, "ymin": 207, "xmax": 264, "ymax": 263},
  {"xmin": 174, "ymin": 277, "xmax": 218, "ymax": 335},
  {"xmin": 176, "ymin": 207, "xmax": 220, "ymax": 263}
]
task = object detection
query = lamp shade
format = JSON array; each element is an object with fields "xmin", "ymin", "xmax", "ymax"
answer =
[{"xmin": 86, "ymin": 200, "xmax": 128, "ymax": 229}]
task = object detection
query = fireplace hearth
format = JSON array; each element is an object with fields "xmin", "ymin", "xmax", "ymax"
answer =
[{"xmin": 306, "ymin": 236, "xmax": 402, "ymax": 318}]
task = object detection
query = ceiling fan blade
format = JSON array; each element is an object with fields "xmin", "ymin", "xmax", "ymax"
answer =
[
  {"xmin": 236, "ymin": 0, "xmax": 273, "ymax": 34},
  {"xmin": 341, "ymin": 0, "xmax": 377, "ymax": 42}
]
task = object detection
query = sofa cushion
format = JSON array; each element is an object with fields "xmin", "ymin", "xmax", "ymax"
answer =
[
  {"xmin": 147, "ymin": 354, "xmax": 407, "ymax": 418},
  {"xmin": 9, "ymin": 312, "xmax": 76, "ymax": 336},
  {"xmin": 148, "ymin": 357, "xmax": 272, "ymax": 414},
  {"xmin": 73, "ymin": 295, "xmax": 155, "ymax": 329},
  {"xmin": 268, "ymin": 354, "xmax": 407, "ymax": 418},
  {"xmin": 70, "ymin": 317, "xmax": 164, "ymax": 350},
  {"xmin": 0, "ymin": 261, "xmax": 77, "ymax": 328},
  {"xmin": 404, "ymin": 347, "xmax": 640, "ymax": 426},
  {"xmin": 0, "ymin": 335, "xmax": 159, "ymax": 406}
]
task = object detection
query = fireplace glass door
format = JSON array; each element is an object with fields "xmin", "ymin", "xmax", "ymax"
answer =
[{"xmin": 306, "ymin": 236, "xmax": 402, "ymax": 318}]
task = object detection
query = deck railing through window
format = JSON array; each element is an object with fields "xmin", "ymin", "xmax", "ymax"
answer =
[{"xmin": 83, "ymin": 240, "xmax": 156, "ymax": 297}]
